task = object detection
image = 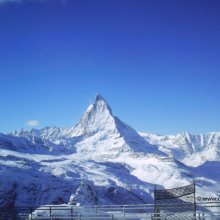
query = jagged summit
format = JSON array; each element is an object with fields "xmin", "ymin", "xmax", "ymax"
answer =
[
  {"xmin": 95, "ymin": 94, "xmax": 105, "ymax": 101},
  {"xmin": 93, "ymin": 94, "xmax": 113, "ymax": 114},
  {"xmin": 72, "ymin": 95, "xmax": 115, "ymax": 137}
]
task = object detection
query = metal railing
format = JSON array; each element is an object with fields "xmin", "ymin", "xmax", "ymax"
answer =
[{"xmin": 1, "ymin": 202, "xmax": 220, "ymax": 220}]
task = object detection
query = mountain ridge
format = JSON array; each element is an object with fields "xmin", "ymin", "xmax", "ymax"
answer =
[{"xmin": 0, "ymin": 95, "xmax": 219, "ymax": 208}]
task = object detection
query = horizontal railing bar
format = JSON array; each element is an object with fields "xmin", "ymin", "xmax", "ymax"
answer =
[{"xmin": 3, "ymin": 201, "xmax": 220, "ymax": 208}]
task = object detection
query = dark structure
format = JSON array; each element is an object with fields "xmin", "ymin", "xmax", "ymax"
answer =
[{"xmin": 153, "ymin": 181, "xmax": 196, "ymax": 219}]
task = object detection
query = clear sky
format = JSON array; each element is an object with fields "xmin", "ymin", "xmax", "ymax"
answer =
[{"xmin": 0, "ymin": 0, "xmax": 220, "ymax": 134}]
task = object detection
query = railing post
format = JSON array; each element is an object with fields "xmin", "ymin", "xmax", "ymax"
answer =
[
  {"xmin": 193, "ymin": 211, "xmax": 196, "ymax": 220},
  {"xmin": 123, "ymin": 205, "xmax": 125, "ymax": 220},
  {"xmin": 95, "ymin": 205, "xmax": 97, "ymax": 220},
  {"xmin": 71, "ymin": 206, "xmax": 73, "ymax": 220},
  {"xmin": 202, "ymin": 211, "xmax": 205, "ymax": 220},
  {"xmin": 112, "ymin": 213, "xmax": 114, "ymax": 220},
  {"xmin": 50, "ymin": 206, "xmax": 52, "ymax": 220},
  {"xmin": 193, "ymin": 180, "xmax": 196, "ymax": 216}
]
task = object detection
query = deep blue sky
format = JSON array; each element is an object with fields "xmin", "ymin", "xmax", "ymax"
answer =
[{"xmin": 0, "ymin": 0, "xmax": 220, "ymax": 134}]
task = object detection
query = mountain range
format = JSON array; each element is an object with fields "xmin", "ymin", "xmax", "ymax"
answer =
[{"xmin": 0, "ymin": 95, "xmax": 219, "ymax": 209}]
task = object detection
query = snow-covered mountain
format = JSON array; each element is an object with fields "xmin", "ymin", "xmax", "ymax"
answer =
[
  {"xmin": 140, "ymin": 132, "xmax": 220, "ymax": 166},
  {"xmin": 0, "ymin": 95, "xmax": 220, "ymax": 209},
  {"xmin": 12, "ymin": 95, "xmax": 164, "ymax": 158}
]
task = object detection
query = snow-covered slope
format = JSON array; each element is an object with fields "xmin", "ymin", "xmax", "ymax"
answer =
[{"xmin": 1, "ymin": 95, "xmax": 220, "ymax": 209}]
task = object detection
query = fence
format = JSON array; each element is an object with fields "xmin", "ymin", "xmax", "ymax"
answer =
[
  {"xmin": 1, "ymin": 202, "xmax": 220, "ymax": 220},
  {"xmin": 0, "ymin": 204, "xmax": 153, "ymax": 220},
  {"xmin": 153, "ymin": 182, "xmax": 196, "ymax": 219}
]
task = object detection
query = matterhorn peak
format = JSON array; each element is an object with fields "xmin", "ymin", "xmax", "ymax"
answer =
[
  {"xmin": 69, "ymin": 95, "xmax": 164, "ymax": 157},
  {"xmin": 92, "ymin": 94, "xmax": 113, "ymax": 115},
  {"xmin": 71, "ymin": 95, "xmax": 116, "ymax": 137},
  {"xmin": 95, "ymin": 94, "xmax": 104, "ymax": 102}
]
